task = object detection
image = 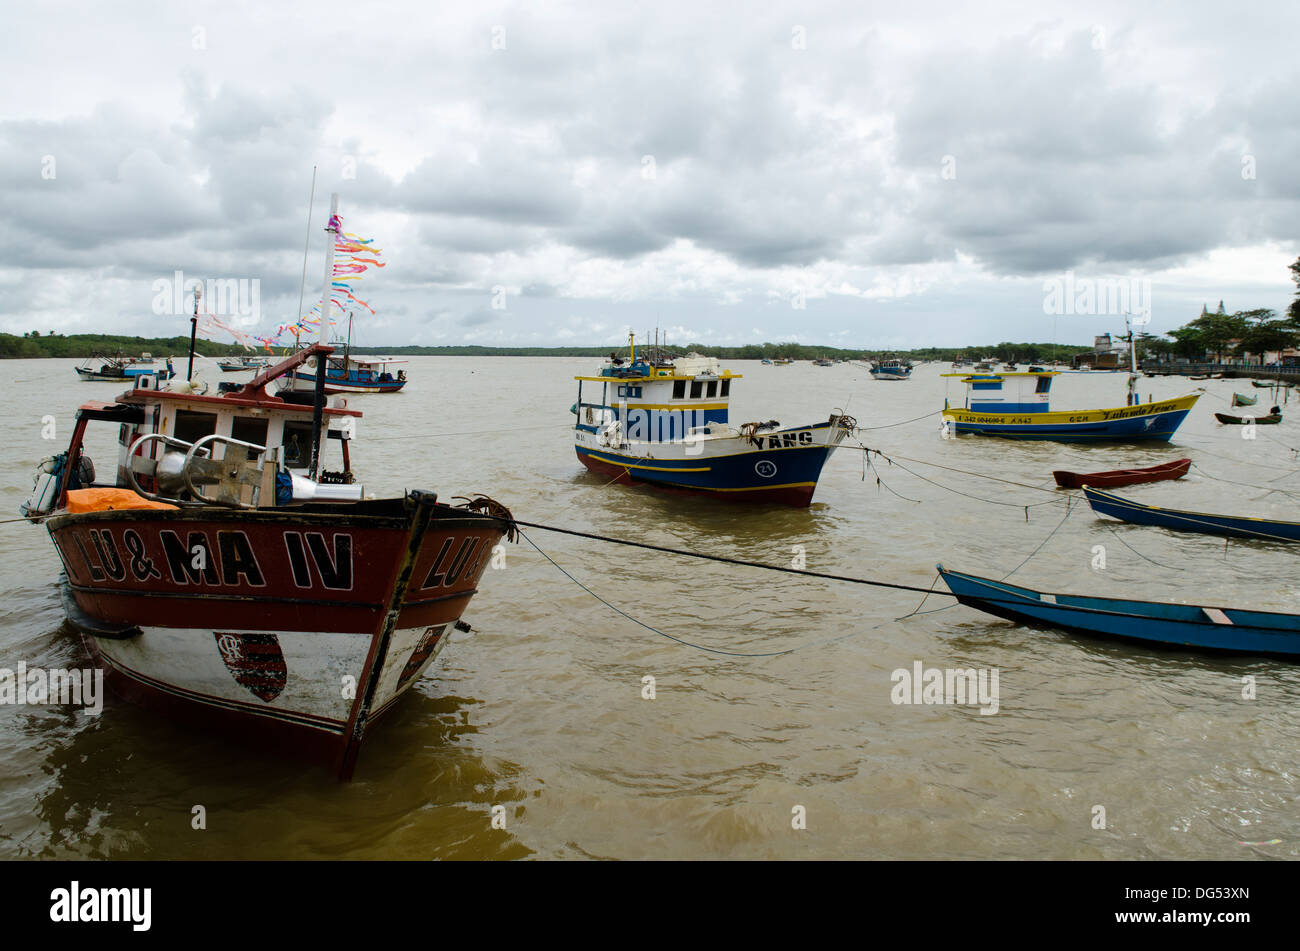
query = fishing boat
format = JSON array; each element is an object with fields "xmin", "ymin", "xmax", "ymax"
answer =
[
  {"xmin": 1082, "ymin": 485, "xmax": 1300, "ymax": 543},
  {"xmin": 940, "ymin": 372, "xmax": 1199, "ymax": 441},
  {"xmin": 1231, "ymin": 392, "xmax": 1258, "ymax": 407},
  {"xmin": 870, "ymin": 358, "xmax": 913, "ymax": 381},
  {"xmin": 941, "ymin": 316, "xmax": 1199, "ymax": 442},
  {"xmin": 1251, "ymin": 380, "xmax": 1277, "ymax": 388},
  {"xmin": 217, "ymin": 355, "xmax": 271, "ymax": 373},
  {"xmin": 937, "ymin": 565, "xmax": 1300, "ymax": 658},
  {"xmin": 761, "ymin": 358, "xmax": 773, "ymax": 365},
  {"xmin": 280, "ymin": 313, "xmax": 407, "ymax": 394},
  {"xmin": 572, "ymin": 334, "xmax": 855, "ymax": 506},
  {"xmin": 1215, "ymin": 406, "xmax": 1281, "ymax": 425},
  {"xmin": 76, "ymin": 354, "xmax": 176, "ymax": 382},
  {"xmin": 19, "ymin": 196, "xmax": 513, "ymax": 779},
  {"xmin": 1051, "ymin": 457, "xmax": 1190, "ymax": 490}
]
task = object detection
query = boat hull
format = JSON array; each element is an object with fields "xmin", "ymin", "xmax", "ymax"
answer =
[
  {"xmin": 942, "ymin": 394, "xmax": 1199, "ymax": 442},
  {"xmin": 1215, "ymin": 411, "xmax": 1280, "ymax": 424},
  {"xmin": 77, "ymin": 367, "xmax": 175, "ymax": 382},
  {"xmin": 574, "ymin": 420, "xmax": 848, "ymax": 506},
  {"xmin": 1082, "ymin": 486, "xmax": 1300, "ymax": 543},
  {"xmin": 45, "ymin": 495, "xmax": 508, "ymax": 775},
  {"xmin": 285, "ymin": 370, "xmax": 406, "ymax": 394},
  {"xmin": 1052, "ymin": 458, "xmax": 1190, "ymax": 490},
  {"xmin": 938, "ymin": 565, "xmax": 1300, "ymax": 657}
]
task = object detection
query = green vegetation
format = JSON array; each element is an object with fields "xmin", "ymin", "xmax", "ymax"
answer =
[
  {"xmin": 0, "ymin": 332, "xmax": 1095, "ymax": 362},
  {"xmin": 0, "ymin": 332, "xmax": 248, "ymax": 359}
]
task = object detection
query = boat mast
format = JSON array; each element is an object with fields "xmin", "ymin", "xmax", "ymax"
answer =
[
  {"xmin": 187, "ymin": 285, "xmax": 200, "ymax": 382},
  {"xmin": 318, "ymin": 193, "xmax": 339, "ymax": 346},
  {"xmin": 1126, "ymin": 313, "xmax": 1138, "ymax": 405},
  {"xmin": 309, "ymin": 194, "xmax": 339, "ymax": 478}
]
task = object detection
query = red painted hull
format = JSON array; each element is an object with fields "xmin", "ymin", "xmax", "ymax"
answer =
[
  {"xmin": 577, "ymin": 450, "xmax": 816, "ymax": 506},
  {"xmin": 46, "ymin": 496, "xmax": 509, "ymax": 776},
  {"xmin": 1052, "ymin": 458, "xmax": 1191, "ymax": 490}
]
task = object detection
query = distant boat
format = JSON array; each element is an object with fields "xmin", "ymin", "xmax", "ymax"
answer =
[
  {"xmin": 280, "ymin": 312, "xmax": 407, "ymax": 394},
  {"xmin": 76, "ymin": 354, "xmax": 175, "ymax": 382},
  {"xmin": 217, "ymin": 355, "xmax": 271, "ymax": 373},
  {"xmin": 1052, "ymin": 457, "xmax": 1190, "ymax": 490},
  {"xmin": 938, "ymin": 565, "xmax": 1300, "ymax": 658},
  {"xmin": 870, "ymin": 358, "xmax": 913, "ymax": 381},
  {"xmin": 761, "ymin": 358, "xmax": 773, "ymax": 365},
  {"xmin": 1231, "ymin": 392, "xmax": 1258, "ymax": 407},
  {"xmin": 813, "ymin": 357, "xmax": 834, "ymax": 367},
  {"xmin": 1215, "ymin": 406, "xmax": 1281, "ymax": 425},
  {"xmin": 1082, "ymin": 485, "xmax": 1300, "ymax": 543},
  {"xmin": 1251, "ymin": 380, "xmax": 1277, "ymax": 388}
]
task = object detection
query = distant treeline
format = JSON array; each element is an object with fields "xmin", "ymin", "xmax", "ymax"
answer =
[
  {"xmin": 0, "ymin": 332, "xmax": 247, "ymax": 359},
  {"xmin": 1, "ymin": 332, "xmax": 1093, "ymax": 362}
]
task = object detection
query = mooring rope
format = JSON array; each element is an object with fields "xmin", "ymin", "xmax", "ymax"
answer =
[
  {"xmin": 512, "ymin": 496, "xmax": 1096, "ymax": 656},
  {"xmin": 853, "ymin": 443, "xmax": 1068, "ymax": 516}
]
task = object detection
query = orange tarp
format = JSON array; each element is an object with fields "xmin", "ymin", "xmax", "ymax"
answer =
[{"xmin": 65, "ymin": 488, "xmax": 178, "ymax": 513}]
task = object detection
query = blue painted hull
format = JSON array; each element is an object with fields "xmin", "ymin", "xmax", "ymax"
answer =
[
  {"xmin": 948, "ymin": 408, "xmax": 1191, "ymax": 441},
  {"xmin": 1083, "ymin": 486, "xmax": 1300, "ymax": 543},
  {"xmin": 575, "ymin": 440, "xmax": 837, "ymax": 506},
  {"xmin": 286, "ymin": 369, "xmax": 406, "ymax": 393},
  {"xmin": 938, "ymin": 565, "xmax": 1300, "ymax": 657}
]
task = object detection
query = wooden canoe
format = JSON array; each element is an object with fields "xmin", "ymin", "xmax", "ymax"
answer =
[
  {"xmin": 1215, "ymin": 407, "xmax": 1281, "ymax": 424},
  {"xmin": 938, "ymin": 565, "xmax": 1300, "ymax": 658},
  {"xmin": 1231, "ymin": 392, "xmax": 1257, "ymax": 406},
  {"xmin": 1082, "ymin": 486, "xmax": 1300, "ymax": 543},
  {"xmin": 1052, "ymin": 457, "xmax": 1190, "ymax": 490}
]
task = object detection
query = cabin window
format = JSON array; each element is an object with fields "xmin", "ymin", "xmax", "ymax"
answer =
[
  {"xmin": 721, "ymin": 379, "xmax": 730, "ymax": 397},
  {"xmin": 672, "ymin": 380, "xmax": 686, "ymax": 399},
  {"xmin": 706, "ymin": 381, "xmax": 718, "ymax": 398},
  {"xmin": 690, "ymin": 381, "xmax": 703, "ymax": 399},
  {"xmin": 231, "ymin": 416, "xmax": 270, "ymax": 460},
  {"xmin": 1036, "ymin": 377, "xmax": 1052, "ymax": 394},
  {"xmin": 173, "ymin": 410, "xmax": 218, "ymax": 445},
  {"xmin": 282, "ymin": 419, "xmax": 316, "ymax": 469}
]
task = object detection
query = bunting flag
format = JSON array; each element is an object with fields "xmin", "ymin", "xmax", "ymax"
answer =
[{"xmin": 195, "ymin": 215, "xmax": 385, "ymax": 352}]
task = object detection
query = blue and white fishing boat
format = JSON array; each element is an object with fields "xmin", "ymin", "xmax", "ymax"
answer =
[
  {"xmin": 938, "ymin": 565, "xmax": 1300, "ymax": 658},
  {"xmin": 573, "ymin": 335, "xmax": 855, "ymax": 506},
  {"xmin": 75, "ymin": 354, "xmax": 175, "ymax": 382},
  {"xmin": 280, "ymin": 314, "xmax": 407, "ymax": 395},
  {"xmin": 870, "ymin": 358, "xmax": 913, "ymax": 381}
]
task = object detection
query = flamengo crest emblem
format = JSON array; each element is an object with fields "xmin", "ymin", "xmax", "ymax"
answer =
[
  {"xmin": 214, "ymin": 632, "xmax": 287, "ymax": 702},
  {"xmin": 396, "ymin": 624, "xmax": 449, "ymax": 691},
  {"xmin": 754, "ymin": 460, "xmax": 777, "ymax": 478}
]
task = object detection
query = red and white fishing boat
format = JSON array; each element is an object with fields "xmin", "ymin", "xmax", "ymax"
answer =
[{"xmin": 21, "ymin": 197, "xmax": 514, "ymax": 779}]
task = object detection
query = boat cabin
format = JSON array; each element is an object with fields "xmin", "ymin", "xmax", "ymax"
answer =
[
  {"xmin": 574, "ymin": 350, "xmax": 740, "ymax": 443},
  {"xmin": 941, "ymin": 371, "xmax": 1058, "ymax": 414},
  {"xmin": 29, "ymin": 345, "xmax": 363, "ymax": 515}
]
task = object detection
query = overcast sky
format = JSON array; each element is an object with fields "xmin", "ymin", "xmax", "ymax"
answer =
[{"xmin": 2, "ymin": 0, "xmax": 1297, "ymax": 349}]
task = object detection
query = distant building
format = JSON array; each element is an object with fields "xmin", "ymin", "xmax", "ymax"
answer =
[{"xmin": 1072, "ymin": 332, "xmax": 1129, "ymax": 368}]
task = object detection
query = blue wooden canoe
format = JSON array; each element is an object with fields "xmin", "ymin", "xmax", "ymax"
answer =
[
  {"xmin": 1082, "ymin": 486, "xmax": 1300, "ymax": 543},
  {"xmin": 937, "ymin": 565, "xmax": 1300, "ymax": 657}
]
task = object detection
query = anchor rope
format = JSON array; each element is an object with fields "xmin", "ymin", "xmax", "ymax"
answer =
[{"xmin": 511, "ymin": 498, "xmax": 1081, "ymax": 656}]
